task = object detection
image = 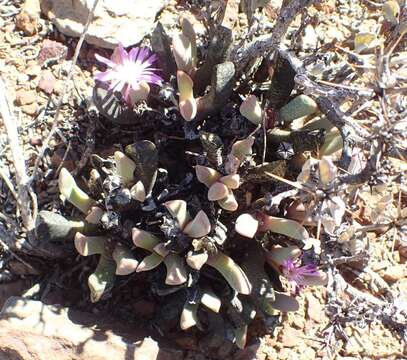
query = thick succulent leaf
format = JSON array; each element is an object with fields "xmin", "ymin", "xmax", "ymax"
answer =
[
  {"xmin": 177, "ymin": 70, "xmax": 194, "ymax": 102},
  {"xmin": 74, "ymin": 233, "xmax": 106, "ymax": 256},
  {"xmin": 153, "ymin": 243, "xmax": 170, "ymax": 257},
  {"xmin": 266, "ymin": 246, "xmax": 301, "ymax": 268},
  {"xmin": 383, "ymin": 0, "xmax": 400, "ymax": 24},
  {"xmin": 181, "ymin": 17, "xmax": 197, "ymax": 68},
  {"xmin": 231, "ymin": 136, "xmax": 254, "ymax": 162},
  {"xmin": 195, "ymin": 165, "xmax": 221, "ymax": 187},
  {"xmin": 180, "ymin": 302, "xmax": 199, "ymax": 330},
  {"xmin": 235, "ymin": 213, "xmax": 259, "ymax": 238},
  {"xmin": 136, "ymin": 253, "xmax": 164, "ymax": 272},
  {"xmin": 130, "ymin": 181, "xmax": 146, "ymax": 202},
  {"xmin": 114, "ymin": 151, "xmax": 136, "ymax": 185},
  {"xmin": 58, "ymin": 168, "xmax": 94, "ymax": 214},
  {"xmin": 124, "ymin": 141, "xmax": 158, "ymax": 195},
  {"xmin": 219, "ymin": 174, "xmax": 240, "ymax": 189},
  {"xmin": 177, "ymin": 71, "xmax": 196, "ymax": 121},
  {"xmin": 206, "ymin": 252, "xmax": 252, "ymax": 295},
  {"xmin": 183, "ymin": 210, "xmax": 211, "ymax": 238},
  {"xmin": 164, "ymin": 199, "xmax": 191, "ymax": 229},
  {"xmin": 172, "ymin": 34, "xmax": 193, "ymax": 74},
  {"xmin": 112, "ymin": 244, "xmax": 139, "ymax": 276},
  {"xmin": 88, "ymin": 254, "xmax": 116, "ymax": 303},
  {"xmin": 208, "ymin": 182, "xmax": 229, "ymax": 201},
  {"xmin": 270, "ymin": 291, "xmax": 299, "ymax": 312},
  {"xmin": 201, "ymin": 289, "xmax": 221, "ymax": 313},
  {"xmin": 240, "ymin": 95, "xmax": 262, "ymax": 125},
  {"xmin": 85, "ymin": 206, "xmax": 104, "ymax": 225},
  {"xmin": 217, "ymin": 191, "xmax": 238, "ymax": 212},
  {"xmin": 319, "ymin": 129, "xmax": 343, "ymax": 156},
  {"xmin": 279, "ymin": 94, "xmax": 318, "ymax": 123},
  {"xmin": 235, "ymin": 325, "xmax": 248, "ymax": 349},
  {"xmin": 186, "ymin": 251, "xmax": 208, "ymax": 270},
  {"xmin": 259, "ymin": 215, "xmax": 309, "ymax": 240},
  {"xmin": 242, "ymin": 242, "xmax": 275, "ymax": 316},
  {"xmin": 179, "ymin": 98, "xmax": 197, "ymax": 122},
  {"xmin": 164, "ymin": 254, "xmax": 188, "ymax": 285},
  {"xmin": 35, "ymin": 211, "xmax": 85, "ymax": 243},
  {"xmin": 195, "ymin": 61, "xmax": 235, "ymax": 121},
  {"xmin": 132, "ymin": 228, "xmax": 161, "ymax": 251}
]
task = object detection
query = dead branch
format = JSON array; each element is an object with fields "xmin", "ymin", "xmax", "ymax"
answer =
[
  {"xmin": 232, "ymin": 0, "xmax": 317, "ymax": 75},
  {"xmin": 0, "ymin": 78, "xmax": 34, "ymax": 231}
]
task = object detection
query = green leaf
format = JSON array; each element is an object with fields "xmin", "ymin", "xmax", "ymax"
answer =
[
  {"xmin": 88, "ymin": 254, "xmax": 116, "ymax": 303},
  {"xmin": 180, "ymin": 302, "xmax": 199, "ymax": 330},
  {"xmin": 132, "ymin": 228, "xmax": 161, "ymax": 251},
  {"xmin": 136, "ymin": 253, "xmax": 164, "ymax": 272},
  {"xmin": 58, "ymin": 168, "xmax": 94, "ymax": 214},
  {"xmin": 259, "ymin": 215, "xmax": 309, "ymax": 240},
  {"xmin": 206, "ymin": 252, "xmax": 252, "ymax": 295}
]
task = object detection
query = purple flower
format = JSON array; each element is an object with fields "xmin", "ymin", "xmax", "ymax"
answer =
[
  {"xmin": 281, "ymin": 259, "xmax": 324, "ymax": 293},
  {"xmin": 94, "ymin": 44, "xmax": 163, "ymax": 105}
]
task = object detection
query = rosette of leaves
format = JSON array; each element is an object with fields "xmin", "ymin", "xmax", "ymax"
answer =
[
  {"xmin": 171, "ymin": 18, "xmax": 235, "ymax": 122},
  {"xmin": 38, "ymin": 141, "xmax": 160, "ymax": 302},
  {"xmin": 195, "ymin": 136, "xmax": 255, "ymax": 211},
  {"xmin": 133, "ymin": 199, "xmax": 249, "ymax": 291},
  {"xmin": 240, "ymin": 93, "xmax": 342, "ymax": 159}
]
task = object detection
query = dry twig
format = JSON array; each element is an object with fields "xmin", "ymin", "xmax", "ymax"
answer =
[{"xmin": 0, "ymin": 78, "xmax": 34, "ymax": 231}]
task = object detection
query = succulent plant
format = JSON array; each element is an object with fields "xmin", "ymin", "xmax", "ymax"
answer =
[{"xmin": 50, "ymin": 16, "xmax": 339, "ymax": 350}]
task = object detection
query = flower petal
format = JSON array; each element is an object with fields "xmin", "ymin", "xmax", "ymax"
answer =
[{"xmin": 95, "ymin": 53, "xmax": 116, "ymax": 67}]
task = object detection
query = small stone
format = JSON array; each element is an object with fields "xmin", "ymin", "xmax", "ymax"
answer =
[
  {"xmin": 306, "ymin": 293, "xmax": 325, "ymax": 323},
  {"xmin": 0, "ymin": 297, "xmax": 178, "ymax": 360},
  {"xmin": 399, "ymin": 245, "xmax": 407, "ymax": 258},
  {"xmin": 38, "ymin": 39, "xmax": 68, "ymax": 65},
  {"xmin": 17, "ymin": 73, "xmax": 30, "ymax": 85},
  {"xmin": 53, "ymin": 80, "xmax": 65, "ymax": 95},
  {"xmin": 15, "ymin": 11, "xmax": 38, "ymax": 36},
  {"xmin": 26, "ymin": 64, "xmax": 41, "ymax": 77},
  {"xmin": 301, "ymin": 25, "xmax": 318, "ymax": 50},
  {"xmin": 21, "ymin": 103, "xmax": 38, "ymax": 116},
  {"xmin": 280, "ymin": 326, "xmax": 302, "ymax": 347},
  {"xmin": 30, "ymin": 137, "xmax": 42, "ymax": 146},
  {"xmin": 41, "ymin": 0, "xmax": 168, "ymax": 49},
  {"xmin": 15, "ymin": 89, "xmax": 36, "ymax": 105},
  {"xmin": 380, "ymin": 265, "xmax": 406, "ymax": 282},
  {"xmin": 38, "ymin": 70, "xmax": 56, "ymax": 94},
  {"xmin": 300, "ymin": 347, "xmax": 316, "ymax": 360},
  {"xmin": 278, "ymin": 348, "xmax": 292, "ymax": 359}
]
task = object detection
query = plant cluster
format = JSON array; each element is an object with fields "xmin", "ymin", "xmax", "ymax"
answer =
[{"xmin": 34, "ymin": 2, "xmax": 407, "ymax": 351}]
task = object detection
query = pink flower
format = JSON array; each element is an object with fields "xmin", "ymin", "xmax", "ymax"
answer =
[
  {"xmin": 94, "ymin": 44, "xmax": 163, "ymax": 106},
  {"xmin": 281, "ymin": 258, "xmax": 323, "ymax": 294}
]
